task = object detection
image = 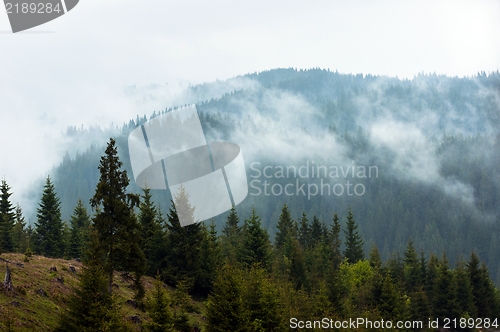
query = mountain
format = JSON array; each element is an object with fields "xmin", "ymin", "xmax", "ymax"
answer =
[{"xmin": 27, "ymin": 68, "xmax": 500, "ymax": 283}]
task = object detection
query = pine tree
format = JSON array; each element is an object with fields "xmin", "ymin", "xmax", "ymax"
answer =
[
  {"xmin": 0, "ymin": 178, "xmax": 15, "ymax": 252},
  {"xmin": 34, "ymin": 176, "xmax": 64, "ymax": 257},
  {"xmin": 68, "ymin": 199, "xmax": 91, "ymax": 259},
  {"xmin": 90, "ymin": 138, "xmax": 145, "ymax": 296},
  {"xmin": 239, "ymin": 208, "xmax": 271, "ymax": 269},
  {"xmin": 145, "ymin": 276, "xmax": 174, "ymax": 332},
  {"xmin": 343, "ymin": 209, "xmax": 364, "ymax": 263}
]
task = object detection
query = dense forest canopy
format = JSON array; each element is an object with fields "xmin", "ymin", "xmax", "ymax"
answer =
[{"xmin": 21, "ymin": 68, "xmax": 500, "ymax": 284}]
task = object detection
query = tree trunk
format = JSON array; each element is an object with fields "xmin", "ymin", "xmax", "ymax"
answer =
[{"xmin": 3, "ymin": 264, "xmax": 13, "ymax": 291}]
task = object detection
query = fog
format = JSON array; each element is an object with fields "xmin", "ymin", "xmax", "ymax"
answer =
[{"xmin": 1, "ymin": 0, "xmax": 499, "ymax": 219}]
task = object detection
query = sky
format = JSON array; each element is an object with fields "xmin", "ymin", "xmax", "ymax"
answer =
[{"xmin": 0, "ymin": 0, "xmax": 499, "ymax": 216}]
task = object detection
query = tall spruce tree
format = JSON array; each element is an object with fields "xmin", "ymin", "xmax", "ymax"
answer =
[
  {"xmin": 343, "ymin": 209, "xmax": 364, "ymax": 263},
  {"xmin": 0, "ymin": 178, "xmax": 15, "ymax": 252},
  {"xmin": 90, "ymin": 138, "xmax": 145, "ymax": 295},
  {"xmin": 34, "ymin": 176, "xmax": 64, "ymax": 257}
]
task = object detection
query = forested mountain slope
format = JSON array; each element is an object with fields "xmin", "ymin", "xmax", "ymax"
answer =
[{"xmin": 28, "ymin": 68, "xmax": 500, "ymax": 283}]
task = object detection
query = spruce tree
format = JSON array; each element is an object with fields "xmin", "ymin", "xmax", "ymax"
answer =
[
  {"xmin": 90, "ymin": 138, "xmax": 145, "ymax": 295},
  {"xmin": 403, "ymin": 240, "xmax": 420, "ymax": 293},
  {"xmin": 343, "ymin": 209, "xmax": 364, "ymax": 263},
  {"xmin": 12, "ymin": 204, "xmax": 28, "ymax": 253},
  {"xmin": 222, "ymin": 205, "xmax": 240, "ymax": 237},
  {"xmin": 164, "ymin": 188, "xmax": 204, "ymax": 292},
  {"xmin": 377, "ymin": 274, "xmax": 404, "ymax": 321},
  {"xmin": 329, "ymin": 213, "xmax": 342, "ymax": 270},
  {"xmin": 34, "ymin": 176, "xmax": 64, "ymax": 257},
  {"xmin": 0, "ymin": 178, "xmax": 15, "ymax": 252},
  {"xmin": 56, "ymin": 256, "xmax": 130, "ymax": 332},
  {"xmin": 467, "ymin": 252, "xmax": 498, "ymax": 317},
  {"xmin": 245, "ymin": 266, "xmax": 285, "ymax": 331},
  {"xmin": 289, "ymin": 238, "xmax": 307, "ymax": 290},
  {"xmin": 221, "ymin": 206, "xmax": 242, "ymax": 264},
  {"xmin": 138, "ymin": 188, "xmax": 165, "ymax": 276},
  {"xmin": 198, "ymin": 219, "xmax": 220, "ymax": 295},
  {"xmin": 68, "ymin": 199, "xmax": 91, "ymax": 259},
  {"xmin": 432, "ymin": 254, "xmax": 458, "ymax": 320},
  {"xmin": 426, "ymin": 253, "xmax": 440, "ymax": 309},
  {"xmin": 206, "ymin": 266, "xmax": 248, "ymax": 332},
  {"xmin": 310, "ymin": 215, "xmax": 323, "ymax": 244},
  {"xmin": 298, "ymin": 212, "xmax": 310, "ymax": 249},
  {"xmin": 275, "ymin": 203, "xmax": 295, "ymax": 255},
  {"xmin": 368, "ymin": 244, "xmax": 382, "ymax": 270},
  {"xmin": 454, "ymin": 259, "xmax": 476, "ymax": 317},
  {"xmin": 239, "ymin": 208, "xmax": 271, "ymax": 269},
  {"xmin": 146, "ymin": 276, "xmax": 174, "ymax": 332}
]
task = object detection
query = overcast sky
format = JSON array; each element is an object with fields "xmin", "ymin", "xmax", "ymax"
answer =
[{"xmin": 0, "ymin": 0, "xmax": 499, "ymax": 216}]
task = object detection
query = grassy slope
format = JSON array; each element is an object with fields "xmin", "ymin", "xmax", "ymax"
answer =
[{"xmin": 0, "ymin": 253, "xmax": 206, "ymax": 331}]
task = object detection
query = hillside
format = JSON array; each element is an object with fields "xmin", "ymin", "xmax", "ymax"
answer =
[
  {"xmin": 32, "ymin": 68, "xmax": 500, "ymax": 284},
  {"xmin": 0, "ymin": 253, "xmax": 206, "ymax": 331}
]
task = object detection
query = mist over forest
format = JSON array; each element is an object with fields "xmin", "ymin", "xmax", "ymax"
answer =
[{"xmin": 25, "ymin": 68, "xmax": 500, "ymax": 283}]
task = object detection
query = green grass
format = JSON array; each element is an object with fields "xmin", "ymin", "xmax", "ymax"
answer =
[{"xmin": 0, "ymin": 253, "xmax": 207, "ymax": 331}]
